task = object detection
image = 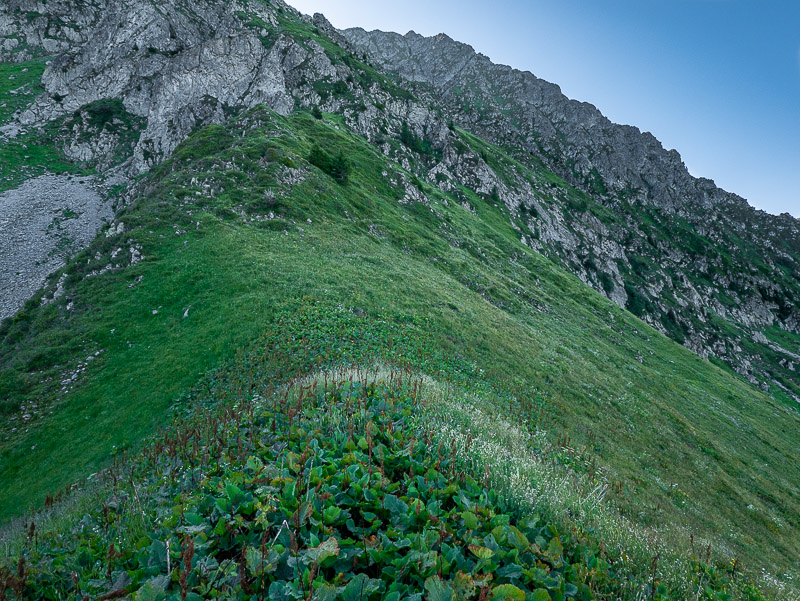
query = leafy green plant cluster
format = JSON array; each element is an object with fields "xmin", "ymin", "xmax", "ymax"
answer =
[
  {"xmin": 400, "ymin": 122, "xmax": 435, "ymax": 157},
  {"xmin": 1, "ymin": 361, "xmax": 761, "ymax": 601},
  {"xmin": 308, "ymin": 144, "xmax": 351, "ymax": 184},
  {"xmin": 0, "ymin": 376, "xmax": 602, "ymax": 600}
]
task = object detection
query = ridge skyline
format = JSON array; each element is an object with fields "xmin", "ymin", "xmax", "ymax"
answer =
[{"xmin": 289, "ymin": 0, "xmax": 800, "ymax": 219}]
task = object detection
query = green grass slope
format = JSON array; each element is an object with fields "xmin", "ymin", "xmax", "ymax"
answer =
[
  {"xmin": 0, "ymin": 108, "xmax": 798, "ymax": 597},
  {"xmin": 0, "ymin": 361, "xmax": 771, "ymax": 600}
]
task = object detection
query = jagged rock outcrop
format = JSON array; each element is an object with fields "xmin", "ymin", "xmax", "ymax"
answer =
[
  {"xmin": 2, "ymin": 2, "xmax": 448, "ymax": 173},
  {"xmin": 0, "ymin": 0, "xmax": 104, "ymax": 61},
  {"xmin": 10, "ymin": 0, "xmax": 298, "ymax": 171},
  {"xmin": 343, "ymin": 28, "xmax": 800, "ymax": 396}
]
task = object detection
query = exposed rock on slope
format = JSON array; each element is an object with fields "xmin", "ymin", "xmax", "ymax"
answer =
[
  {"xmin": 0, "ymin": 0, "xmax": 103, "ymax": 60},
  {"xmin": 2, "ymin": 2, "xmax": 443, "ymax": 171},
  {"xmin": 9, "ymin": 0, "xmax": 297, "ymax": 171},
  {"xmin": 0, "ymin": 1, "xmax": 797, "ymax": 399},
  {"xmin": 2, "ymin": 1, "xmax": 445, "ymax": 175},
  {"xmin": 344, "ymin": 28, "xmax": 800, "ymax": 397}
]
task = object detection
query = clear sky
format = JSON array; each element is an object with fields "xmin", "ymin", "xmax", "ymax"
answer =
[{"xmin": 286, "ymin": 0, "xmax": 799, "ymax": 218}]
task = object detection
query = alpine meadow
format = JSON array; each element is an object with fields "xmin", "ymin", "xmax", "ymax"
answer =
[{"xmin": 0, "ymin": 1, "xmax": 798, "ymax": 600}]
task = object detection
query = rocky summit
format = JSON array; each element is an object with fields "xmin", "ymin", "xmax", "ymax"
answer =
[{"xmin": 0, "ymin": 1, "xmax": 799, "ymax": 599}]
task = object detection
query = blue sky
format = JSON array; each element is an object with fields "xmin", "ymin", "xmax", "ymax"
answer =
[{"xmin": 287, "ymin": 0, "xmax": 799, "ymax": 218}]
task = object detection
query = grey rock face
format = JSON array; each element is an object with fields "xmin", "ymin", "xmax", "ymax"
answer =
[
  {"xmin": 0, "ymin": 174, "xmax": 112, "ymax": 320},
  {"xmin": 344, "ymin": 29, "xmax": 694, "ymax": 208},
  {"xmin": 343, "ymin": 27, "xmax": 800, "ymax": 392},
  {"xmin": 0, "ymin": 0, "xmax": 104, "ymax": 62},
  {"xmin": 2, "ymin": 0, "xmax": 435, "ymax": 174},
  {"xmin": 13, "ymin": 0, "xmax": 301, "ymax": 171}
]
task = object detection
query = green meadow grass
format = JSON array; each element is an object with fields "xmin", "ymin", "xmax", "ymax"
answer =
[
  {"xmin": 0, "ymin": 108, "xmax": 798, "ymax": 596},
  {"xmin": 0, "ymin": 57, "xmax": 46, "ymax": 126}
]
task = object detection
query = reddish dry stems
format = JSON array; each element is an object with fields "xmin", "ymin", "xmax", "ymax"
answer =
[
  {"xmin": 0, "ymin": 556, "xmax": 28, "ymax": 599},
  {"xmin": 7, "ymin": 368, "xmax": 431, "ymax": 596},
  {"xmin": 238, "ymin": 544, "xmax": 254, "ymax": 595},
  {"xmin": 649, "ymin": 554, "xmax": 659, "ymax": 600}
]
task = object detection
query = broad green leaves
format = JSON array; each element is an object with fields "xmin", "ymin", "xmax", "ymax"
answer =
[
  {"xmin": 5, "ymin": 377, "xmax": 620, "ymax": 600},
  {"xmin": 530, "ymin": 589, "xmax": 553, "ymax": 601},
  {"xmin": 134, "ymin": 578, "xmax": 168, "ymax": 601},
  {"xmin": 425, "ymin": 576, "xmax": 455, "ymax": 601},
  {"xmin": 468, "ymin": 544, "xmax": 495, "ymax": 560},
  {"xmin": 491, "ymin": 584, "xmax": 526, "ymax": 601},
  {"xmin": 461, "ymin": 510, "xmax": 479, "ymax": 530},
  {"xmin": 342, "ymin": 574, "xmax": 382, "ymax": 601},
  {"xmin": 304, "ymin": 536, "xmax": 340, "ymax": 565}
]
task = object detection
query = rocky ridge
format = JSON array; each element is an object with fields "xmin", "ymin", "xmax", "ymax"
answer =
[
  {"xmin": 0, "ymin": 1, "xmax": 797, "ymax": 399},
  {"xmin": 343, "ymin": 28, "xmax": 800, "ymax": 397}
]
